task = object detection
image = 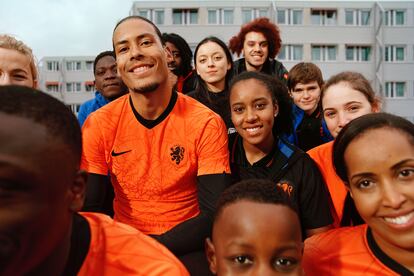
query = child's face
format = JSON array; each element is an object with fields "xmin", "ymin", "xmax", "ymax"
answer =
[
  {"xmin": 206, "ymin": 200, "xmax": 303, "ymax": 275},
  {"xmin": 230, "ymin": 79, "xmax": 278, "ymax": 151},
  {"xmin": 290, "ymin": 81, "xmax": 321, "ymax": 116}
]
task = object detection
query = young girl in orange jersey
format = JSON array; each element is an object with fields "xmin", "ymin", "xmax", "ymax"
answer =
[
  {"xmin": 228, "ymin": 71, "xmax": 332, "ymax": 237},
  {"xmin": 304, "ymin": 113, "xmax": 414, "ymax": 275},
  {"xmin": 307, "ymin": 71, "xmax": 381, "ymax": 227}
]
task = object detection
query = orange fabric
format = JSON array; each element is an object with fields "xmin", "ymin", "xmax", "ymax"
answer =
[
  {"xmin": 81, "ymin": 93, "xmax": 230, "ymax": 234},
  {"xmin": 303, "ymin": 225, "xmax": 399, "ymax": 275},
  {"xmin": 307, "ymin": 141, "xmax": 347, "ymax": 227},
  {"xmin": 78, "ymin": 212, "xmax": 189, "ymax": 276}
]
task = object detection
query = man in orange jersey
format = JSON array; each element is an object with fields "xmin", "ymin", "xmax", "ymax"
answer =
[
  {"xmin": 0, "ymin": 85, "xmax": 188, "ymax": 276},
  {"xmin": 81, "ymin": 15, "xmax": 231, "ymax": 272}
]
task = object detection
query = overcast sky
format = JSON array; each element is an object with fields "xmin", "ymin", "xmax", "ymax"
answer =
[{"xmin": 1, "ymin": 0, "xmax": 133, "ymax": 61}]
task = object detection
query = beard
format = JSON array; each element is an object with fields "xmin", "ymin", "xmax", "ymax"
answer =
[{"xmin": 131, "ymin": 82, "xmax": 160, "ymax": 94}]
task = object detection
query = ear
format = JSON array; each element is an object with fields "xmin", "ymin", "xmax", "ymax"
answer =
[
  {"xmin": 273, "ymin": 102, "xmax": 279, "ymax": 117},
  {"xmin": 33, "ymin": 79, "xmax": 39, "ymax": 89},
  {"xmin": 371, "ymin": 98, "xmax": 382, "ymax": 113},
  {"xmin": 205, "ymin": 238, "xmax": 218, "ymax": 275},
  {"xmin": 227, "ymin": 61, "xmax": 231, "ymax": 71},
  {"xmin": 345, "ymin": 184, "xmax": 353, "ymax": 198},
  {"xmin": 164, "ymin": 45, "xmax": 173, "ymax": 63},
  {"xmin": 69, "ymin": 170, "xmax": 87, "ymax": 212}
]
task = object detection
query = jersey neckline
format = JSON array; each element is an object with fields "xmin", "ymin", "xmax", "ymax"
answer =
[{"xmin": 129, "ymin": 90, "xmax": 178, "ymax": 129}]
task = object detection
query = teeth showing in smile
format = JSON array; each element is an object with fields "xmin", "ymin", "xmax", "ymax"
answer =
[
  {"xmin": 246, "ymin": 127, "xmax": 260, "ymax": 133},
  {"xmin": 133, "ymin": 66, "xmax": 150, "ymax": 73},
  {"xmin": 384, "ymin": 212, "xmax": 413, "ymax": 225}
]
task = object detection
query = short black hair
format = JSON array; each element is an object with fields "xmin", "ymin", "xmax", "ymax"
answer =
[
  {"xmin": 214, "ymin": 179, "xmax": 299, "ymax": 223},
  {"xmin": 112, "ymin": 15, "xmax": 164, "ymax": 53},
  {"xmin": 93, "ymin": 50, "xmax": 115, "ymax": 75},
  {"xmin": 229, "ymin": 71, "xmax": 293, "ymax": 136},
  {"xmin": 0, "ymin": 85, "xmax": 82, "ymax": 165},
  {"xmin": 162, "ymin": 32, "xmax": 193, "ymax": 76}
]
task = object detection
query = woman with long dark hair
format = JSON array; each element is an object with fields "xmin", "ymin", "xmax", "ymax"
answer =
[
  {"xmin": 304, "ymin": 113, "xmax": 414, "ymax": 275},
  {"xmin": 188, "ymin": 36, "xmax": 234, "ymax": 133}
]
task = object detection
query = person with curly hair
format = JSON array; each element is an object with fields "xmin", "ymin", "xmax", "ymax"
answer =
[{"xmin": 228, "ymin": 17, "xmax": 288, "ymax": 85}]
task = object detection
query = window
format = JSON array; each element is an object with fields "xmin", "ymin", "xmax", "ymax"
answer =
[
  {"xmin": 277, "ymin": 45, "xmax": 303, "ymax": 61},
  {"xmin": 66, "ymin": 82, "xmax": 81, "ymax": 92},
  {"xmin": 85, "ymin": 61, "xmax": 93, "ymax": 71},
  {"xmin": 311, "ymin": 10, "xmax": 337, "ymax": 25},
  {"xmin": 312, "ymin": 45, "xmax": 337, "ymax": 61},
  {"xmin": 385, "ymin": 82, "xmax": 405, "ymax": 98},
  {"xmin": 345, "ymin": 9, "xmax": 370, "ymax": 26},
  {"xmin": 46, "ymin": 84, "xmax": 59, "ymax": 92},
  {"xmin": 68, "ymin": 104, "xmax": 81, "ymax": 114},
  {"xmin": 46, "ymin": 61, "xmax": 59, "ymax": 71},
  {"xmin": 385, "ymin": 10, "xmax": 405, "ymax": 26},
  {"xmin": 173, "ymin": 9, "xmax": 198, "ymax": 25},
  {"xmin": 85, "ymin": 82, "xmax": 95, "ymax": 92},
  {"xmin": 346, "ymin": 46, "xmax": 371, "ymax": 61},
  {"xmin": 242, "ymin": 8, "xmax": 268, "ymax": 24},
  {"xmin": 154, "ymin": 10, "xmax": 164, "ymax": 24},
  {"xmin": 277, "ymin": 9, "xmax": 303, "ymax": 25},
  {"xmin": 136, "ymin": 9, "xmax": 164, "ymax": 24},
  {"xmin": 66, "ymin": 61, "xmax": 81, "ymax": 71},
  {"xmin": 385, "ymin": 46, "xmax": 405, "ymax": 62},
  {"xmin": 208, "ymin": 8, "xmax": 234, "ymax": 24}
]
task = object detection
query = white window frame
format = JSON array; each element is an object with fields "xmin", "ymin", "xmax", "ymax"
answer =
[
  {"xmin": 277, "ymin": 45, "xmax": 303, "ymax": 61},
  {"xmin": 137, "ymin": 9, "xmax": 164, "ymax": 25},
  {"xmin": 311, "ymin": 9, "xmax": 337, "ymax": 26},
  {"xmin": 207, "ymin": 8, "xmax": 234, "ymax": 25},
  {"xmin": 345, "ymin": 45, "xmax": 371, "ymax": 61},
  {"xmin": 242, "ymin": 8, "xmax": 269, "ymax": 24},
  {"xmin": 66, "ymin": 61, "xmax": 81, "ymax": 71},
  {"xmin": 85, "ymin": 61, "xmax": 93, "ymax": 71},
  {"xmin": 385, "ymin": 45, "xmax": 405, "ymax": 62},
  {"xmin": 46, "ymin": 84, "xmax": 59, "ymax": 92},
  {"xmin": 277, "ymin": 9, "xmax": 303, "ymax": 25},
  {"xmin": 66, "ymin": 82, "xmax": 82, "ymax": 92},
  {"xmin": 173, "ymin": 9, "xmax": 198, "ymax": 25},
  {"xmin": 311, "ymin": 45, "xmax": 337, "ymax": 61},
  {"xmin": 46, "ymin": 61, "xmax": 60, "ymax": 71},
  {"xmin": 345, "ymin": 9, "xmax": 371, "ymax": 26},
  {"xmin": 385, "ymin": 82, "xmax": 406, "ymax": 98},
  {"xmin": 384, "ymin": 10, "xmax": 405, "ymax": 26}
]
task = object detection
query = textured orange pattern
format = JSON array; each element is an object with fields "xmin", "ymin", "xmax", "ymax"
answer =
[
  {"xmin": 81, "ymin": 93, "xmax": 230, "ymax": 234},
  {"xmin": 303, "ymin": 225, "xmax": 399, "ymax": 276},
  {"xmin": 307, "ymin": 141, "xmax": 348, "ymax": 227},
  {"xmin": 78, "ymin": 212, "xmax": 189, "ymax": 276}
]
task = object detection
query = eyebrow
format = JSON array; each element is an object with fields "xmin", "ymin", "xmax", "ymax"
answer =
[
  {"xmin": 350, "ymin": 158, "xmax": 414, "ymax": 181},
  {"xmin": 114, "ymin": 33, "xmax": 154, "ymax": 47},
  {"xmin": 231, "ymin": 97, "xmax": 269, "ymax": 106},
  {"xmin": 323, "ymin": 101, "xmax": 362, "ymax": 112},
  {"xmin": 11, "ymin": 68, "xmax": 29, "ymax": 74}
]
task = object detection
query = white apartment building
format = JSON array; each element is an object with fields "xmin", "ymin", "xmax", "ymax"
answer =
[
  {"xmin": 130, "ymin": 0, "xmax": 414, "ymax": 121},
  {"xmin": 39, "ymin": 56, "xmax": 95, "ymax": 115},
  {"xmin": 38, "ymin": 1, "xmax": 414, "ymax": 120}
]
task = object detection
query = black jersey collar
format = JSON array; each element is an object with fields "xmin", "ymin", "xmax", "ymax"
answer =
[
  {"xmin": 129, "ymin": 90, "xmax": 178, "ymax": 129},
  {"xmin": 233, "ymin": 134, "xmax": 279, "ymax": 168},
  {"xmin": 62, "ymin": 213, "xmax": 91, "ymax": 276},
  {"xmin": 366, "ymin": 227, "xmax": 413, "ymax": 275}
]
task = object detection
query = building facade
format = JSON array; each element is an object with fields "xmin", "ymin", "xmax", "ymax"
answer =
[
  {"xmin": 38, "ymin": 1, "xmax": 414, "ymax": 120},
  {"xmin": 39, "ymin": 56, "xmax": 95, "ymax": 115},
  {"xmin": 130, "ymin": 0, "xmax": 414, "ymax": 121}
]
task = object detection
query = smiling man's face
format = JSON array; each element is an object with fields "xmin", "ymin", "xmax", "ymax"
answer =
[{"xmin": 113, "ymin": 18, "xmax": 170, "ymax": 94}]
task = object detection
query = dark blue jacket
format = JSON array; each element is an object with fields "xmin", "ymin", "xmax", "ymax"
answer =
[{"xmin": 78, "ymin": 91, "xmax": 110, "ymax": 127}]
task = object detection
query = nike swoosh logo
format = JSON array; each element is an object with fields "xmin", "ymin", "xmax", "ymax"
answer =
[{"xmin": 111, "ymin": 149, "xmax": 132, "ymax": 157}]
